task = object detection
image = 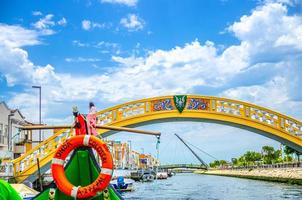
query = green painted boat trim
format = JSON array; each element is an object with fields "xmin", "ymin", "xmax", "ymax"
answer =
[
  {"xmin": 0, "ymin": 179, "xmax": 22, "ymax": 200},
  {"xmin": 34, "ymin": 148, "xmax": 123, "ymax": 200}
]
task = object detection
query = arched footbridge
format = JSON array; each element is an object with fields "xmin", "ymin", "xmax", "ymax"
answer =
[{"xmin": 5, "ymin": 95, "xmax": 302, "ymax": 182}]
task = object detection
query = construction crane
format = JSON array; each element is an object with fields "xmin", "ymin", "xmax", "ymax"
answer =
[{"xmin": 175, "ymin": 133, "xmax": 208, "ymax": 169}]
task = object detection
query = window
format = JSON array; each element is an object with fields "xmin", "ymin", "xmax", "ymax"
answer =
[
  {"xmin": 4, "ymin": 125, "xmax": 8, "ymax": 137},
  {"xmin": 0, "ymin": 123, "xmax": 3, "ymax": 144},
  {"xmin": 0, "ymin": 123, "xmax": 3, "ymax": 136}
]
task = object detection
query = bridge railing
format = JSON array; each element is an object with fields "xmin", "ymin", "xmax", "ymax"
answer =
[
  {"xmin": 3, "ymin": 128, "xmax": 74, "ymax": 182},
  {"xmin": 96, "ymin": 95, "xmax": 302, "ymax": 138}
]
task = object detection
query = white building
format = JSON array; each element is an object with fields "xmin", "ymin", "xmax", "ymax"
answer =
[{"xmin": 0, "ymin": 102, "xmax": 32, "ymax": 160}]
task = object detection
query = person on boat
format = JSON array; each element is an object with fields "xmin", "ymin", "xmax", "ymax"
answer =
[
  {"xmin": 87, "ymin": 102, "xmax": 98, "ymax": 136},
  {"xmin": 72, "ymin": 106, "xmax": 87, "ymax": 135},
  {"xmin": 0, "ymin": 179, "xmax": 22, "ymax": 200}
]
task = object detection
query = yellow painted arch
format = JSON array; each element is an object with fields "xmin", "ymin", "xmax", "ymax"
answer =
[{"xmin": 96, "ymin": 95, "xmax": 302, "ymax": 152}]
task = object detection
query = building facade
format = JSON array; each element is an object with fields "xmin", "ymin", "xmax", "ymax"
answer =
[
  {"xmin": 0, "ymin": 102, "xmax": 32, "ymax": 160},
  {"xmin": 106, "ymin": 140, "xmax": 159, "ymax": 170}
]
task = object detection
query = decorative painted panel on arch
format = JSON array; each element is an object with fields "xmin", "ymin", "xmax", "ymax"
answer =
[
  {"xmin": 186, "ymin": 98, "xmax": 210, "ymax": 111},
  {"xmin": 151, "ymin": 98, "xmax": 175, "ymax": 112}
]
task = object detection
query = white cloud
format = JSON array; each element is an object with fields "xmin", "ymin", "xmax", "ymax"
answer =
[
  {"xmin": 65, "ymin": 57, "xmax": 101, "ymax": 62},
  {"xmin": 0, "ymin": 44, "xmax": 58, "ymax": 86},
  {"xmin": 222, "ymin": 76, "xmax": 289, "ymax": 107},
  {"xmin": 221, "ymin": 75, "xmax": 302, "ymax": 120},
  {"xmin": 32, "ymin": 14, "xmax": 67, "ymax": 34},
  {"xmin": 57, "ymin": 17, "xmax": 67, "ymax": 26},
  {"xmin": 218, "ymin": 2, "xmax": 302, "ymax": 119},
  {"xmin": 82, "ymin": 20, "xmax": 91, "ymax": 30},
  {"xmin": 0, "ymin": 24, "xmax": 58, "ymax": 87},
  {"xmin": 2, "ymin": 2, "xmax": 302, "ymax": 124},
  {"xmin": 72, "ymin": 40, "xmax": 89, "ymax": 47},
  {"xmin": 33, "ymin": 14, "xmax": 55, "ymax": 30},
  {"xmin": 32, "ymin": 14, "xmax": 56, "ymax": 35},
  {"xmin": 0, "ymin": 24, "xmax": 40, "ymax": 47},
  {"xmin": 81, "ymin": 20, "xmax": 105, "ymax": 31},
  {"xmin": 263, "ymin": 0, "xmax": 302, "ymax": 6},
  {"xmin": 72, "ymin": 40, "xmax": 120, "ymax": 54},
  {"xmin": 120, "ymin": 14, "xmax": 144, "ymax": 31},
  {"xmin": 112, "ymin": 56, "xmax": 144, "ymax": 67},
  {"xmin": 228, "ymin": 3, "xmax": 302, "ymax": 55},
  {"xmin": 95, "ymin": 41, "xmax": 119, "ymax": 49},
  {"xmin": 32, "ymin": 11, "xmax": 42, "ymax": 16},
  {"xmin": 101, "ymin": 0, "xmax": 137, "ymax": 7}
]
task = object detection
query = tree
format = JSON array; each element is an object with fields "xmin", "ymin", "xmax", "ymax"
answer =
[
  {"xmin": 284, "ymin": 145, "xmax": 295, "ymax": 155},
  {"xmin": 209, "ymin": 160, "xmax": 228, "ymax": 168},
  {"xmin": 283, "ymin": 155, "xmax": 293, "ymax": 162},
  {"xmin": 231, "ymin": 158, "xmax": 238, "ymax": 166},
  {"xmin": 219, "ymin": 160, "xmax": 227, "ymax": 166},
  {"xmin": 238, "ymin": 155, "xmax": 246, "ymax": 166},
  {"xmin": 209, "ymin": 160, "xmax": 220, "ymax": 168},
  {"xmin": 284, "ymin": 145, "xmax": 301, "ymax": 164},
  {"xmin": 244, "ymin": 151, "xmax": 262, "ymax": 165},
  {"xmin": 274, "ymin": 150, "xmax": 282, "ymax": 163},
  {"xmin": 262, "ymin": 146, "xmax": 276, "ymax": 164}
]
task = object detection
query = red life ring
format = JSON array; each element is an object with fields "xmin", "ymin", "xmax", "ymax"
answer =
[{"xmin": 51, "ymin": 135, "xmax": 113, "ymax": 199}]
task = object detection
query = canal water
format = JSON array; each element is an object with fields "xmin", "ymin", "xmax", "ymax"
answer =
[{"xmin": 122, "ymin": 173, "xmax": 302, "ymax": 200}]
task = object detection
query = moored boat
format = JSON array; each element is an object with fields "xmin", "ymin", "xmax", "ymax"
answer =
[
  {"xmin": 131, "ymin": 169, "xmax": 156, "ymax": 182},
  {"xmin": 141, "ymin": 173, "xmax": 155, "ymax": 182},
  {"xmin": 156, "ymin": 171, "xmax": 168, "ymax": 179},
  {"xmin": 110, "ymin": 177, "xmax": 135, "ymax": 192}
]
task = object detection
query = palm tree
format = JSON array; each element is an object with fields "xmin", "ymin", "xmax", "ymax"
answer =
[{"xmin": 284, "ymin": 145, "xmax": 301, "ymax": 166}]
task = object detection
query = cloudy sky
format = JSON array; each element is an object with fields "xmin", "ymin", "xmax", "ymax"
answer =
[{"xmin": 1, "ymin": 0, "xmax": 302, "ymax": 164}]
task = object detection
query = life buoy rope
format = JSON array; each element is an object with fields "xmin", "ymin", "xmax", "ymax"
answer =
[{"xmin": 51, "ymin": 135, "xmax": 113, "ymax": 199}]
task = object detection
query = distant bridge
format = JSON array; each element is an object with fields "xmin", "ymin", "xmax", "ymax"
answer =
[{"xmin": 159, "ymin": 164, "xmax": 207, "ymax": 170}]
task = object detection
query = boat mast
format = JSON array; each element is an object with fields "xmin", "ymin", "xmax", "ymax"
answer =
[{"xmin": 174, "ymin": 134, "xmax": 208, "ymax": 168}]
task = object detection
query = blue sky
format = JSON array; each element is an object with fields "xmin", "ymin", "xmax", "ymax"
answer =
[{"xmin": 1, "ymin": 0, "xmax": 302, "ymax": 164}]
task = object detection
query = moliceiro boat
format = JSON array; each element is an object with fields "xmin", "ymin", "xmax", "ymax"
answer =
[
  {"xmin": 22, "ymin": 103, "xmax": 161, "ymax": 200},
  {"xmin": 34, "ymin": 148, "xmax": 122, "ymax": 200}
]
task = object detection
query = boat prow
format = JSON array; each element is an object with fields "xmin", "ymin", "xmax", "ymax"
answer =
[{"xmin": 34, "ymin": 148, "xmax": 123, "ymax": 200}]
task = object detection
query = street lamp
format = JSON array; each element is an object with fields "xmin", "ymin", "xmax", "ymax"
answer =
[
  {"xmin": 128, "ymin": 140, "xmax": 132, "ymax": 169},
  {"xmin": 32, "ymin": 85, "xmax": 42, "ymax": 143},
  {"xmin": 8, "ymin": 112, "xmax": 14, "ymax": 152}
]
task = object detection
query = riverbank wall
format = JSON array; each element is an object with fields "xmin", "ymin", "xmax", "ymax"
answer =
[{"xmin": 195, "ymin": 168, "xmax": 302, "ymax": 185}]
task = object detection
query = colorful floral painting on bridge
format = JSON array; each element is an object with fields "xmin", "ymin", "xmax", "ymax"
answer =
[
  {"xmin": 151, "ymin": 99, "xmax": 175, "ymax": 112},
  {"xmin": 187, "ymin": 98, "xmax": 210, "ymax": 110}
]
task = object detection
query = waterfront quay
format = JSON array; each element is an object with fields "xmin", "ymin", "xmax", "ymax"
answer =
[{"xmin": 196, "ymin": 164, "xmax": 302, "ymax": 185}]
